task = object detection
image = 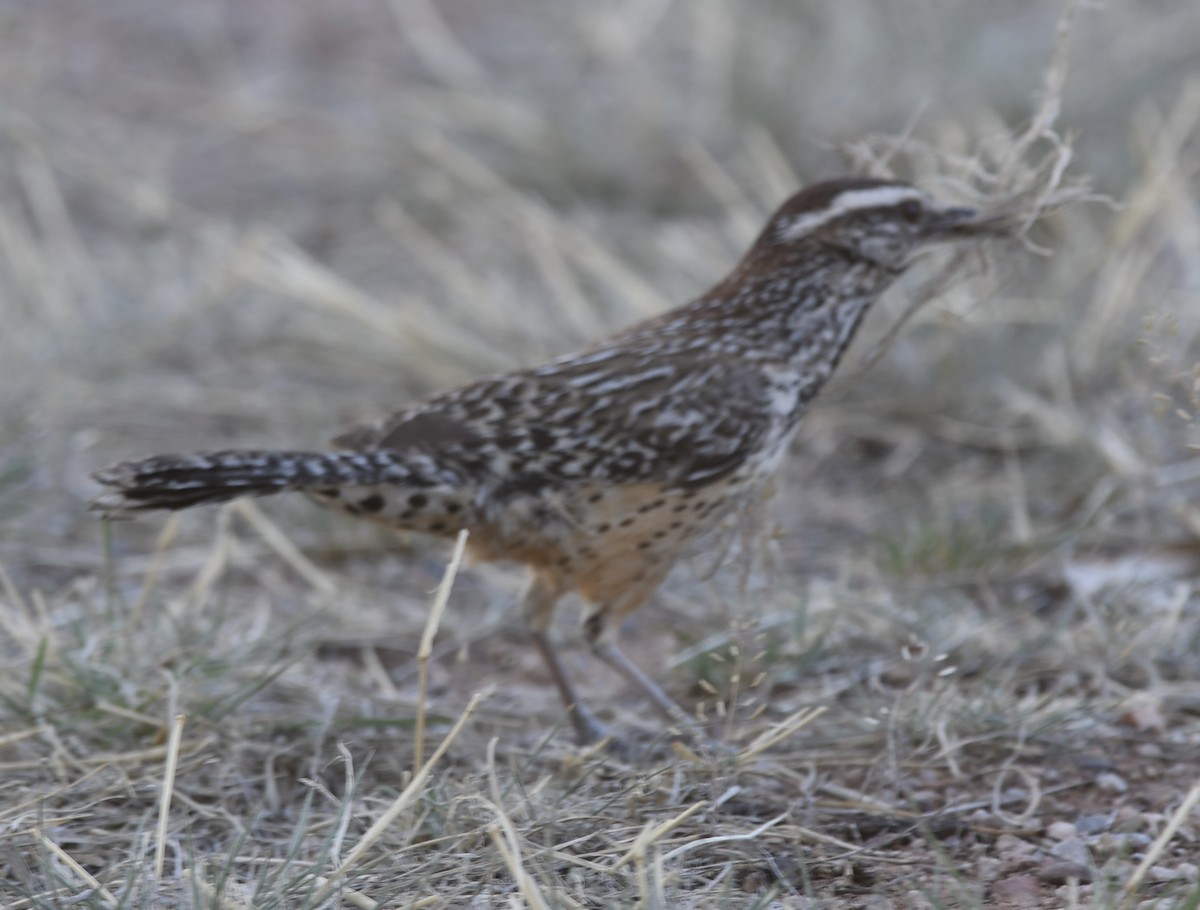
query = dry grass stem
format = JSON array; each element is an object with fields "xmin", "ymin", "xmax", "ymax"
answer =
[
  {"xmin": 1122, "ymin": 780, "xmax": 1200, "ymax": 896},
  {"xmin": 659, "ymin": 812, "xmax": 788, "ymax": 865},
  {"xmin": 312, "ymin": 692, "xmax": 483, "ymax": 905},
  {"xmin": 414, "ymin": 528, "xmax": 468, "ymax": 775},
  {"xmin": 128, "ymin": 512, "xmax": 181, "ymax": 626},
  {"xmin": 233, "ymin": 501, "xmax": 336, "ymax": 594},
  {"xmin": 35, "ymin": 831, "xmax": 120, "ymax": 908},
  {"xmin": 989, "ymin": 765, "xmax": 1043, "ymax": 827},
  {"xmin": 487, "ymin": 818, "xmax": 552, "ymax": 910},
  {"xmin": 309, "ymin": 877, "xmax": 377, "ymax": 910},
  {"xmin": 737, "ymin": 705, "xmax": 827, "ymax": 762},
  {"xmin": 613, "ymin": 801, "xmax": 707, "ymax": 870},
  {"xmin": 153, "ymin": 713, "xmax": 187, "ymax": 880}
]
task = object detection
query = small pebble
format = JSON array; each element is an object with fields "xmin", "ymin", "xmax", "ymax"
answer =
[
  {"xmin": 976, "ymin": 857, "xmax": 1003, "ymax": 881},
  {"xmin": 992, "ymin": 873, "xmax": 1042, "ymax": 905},
  {"xmin": 1049, "ymin": 837, "xmax": 1090, "ymax": 866},
  {"xmin": 903, "ymin": 889, "xmax": 934, "ymax": 909},
  {"xmin": 1046, "ymin": 820, "xmax": 1076, "ymax": 841},
  {"xmin": 1074, "ymin": 813, "xmax": 1111, "ymax": 836},
  {"xmin": 996, "ymin": 834, "xmax": 1038, "ymax": 856},
  {"xmin": 1114, "ymin": 807, "xmax": 1146, "ymax": 832},
  {"xmin": 1039, "ymin": 861, "xmax": 1093, "ymax": 885},
  {"xmin": 1096, "ymin": 772, "xmax": 1128, "ymax": 793},
  {"xmin": 968, "ymin": 808, "xmax": 994, "ymax": 826},
  {"xmin": 910, "ymin": 789, "xmax": 939, "ymax": 809}
]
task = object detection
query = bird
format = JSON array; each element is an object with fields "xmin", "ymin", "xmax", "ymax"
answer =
[{"xmin": 92, "ymin": 176, "xmax": 1001, "ymax": 745}]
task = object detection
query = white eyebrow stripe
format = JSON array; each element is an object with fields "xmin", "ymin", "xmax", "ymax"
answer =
[{"xmin": 777, "ymin": 185, "xmax": 925, "ymax": 241}]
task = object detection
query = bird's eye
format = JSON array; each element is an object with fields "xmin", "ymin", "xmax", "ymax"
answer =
[{"xmin": 898, "ymin": 200, "xmax": 923, "ymax": 222}]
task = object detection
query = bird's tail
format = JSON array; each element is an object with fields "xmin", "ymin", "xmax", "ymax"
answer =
[{"xmin": 90, "ymin": 449, "xmax": 439, "ymax": 516}]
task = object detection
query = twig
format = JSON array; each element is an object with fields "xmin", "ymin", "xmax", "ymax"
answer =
[
  {"xmin": 312, "ymin": 692, "xmax": 483, "ymax": 906},
  {"xmin": 415, "ymin": 529, "xmax": 469, "ymax": 776},
  {"xmin": 153, "ymin": 713, "xmax": 186, "ymax": 880},
  {"xmin": 1123, "ymin": 779, "xmax": 1200, "ymax": 896}
]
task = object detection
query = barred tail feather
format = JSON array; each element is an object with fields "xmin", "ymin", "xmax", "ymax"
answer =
[{"xmin": 90, "ymin": 449, "xmax": 435, "ymax": 516}]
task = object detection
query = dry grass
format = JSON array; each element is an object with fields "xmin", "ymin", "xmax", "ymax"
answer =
[{"xmin": 3, "ymin": 0, "xmax": 1200, "ymax": 907}]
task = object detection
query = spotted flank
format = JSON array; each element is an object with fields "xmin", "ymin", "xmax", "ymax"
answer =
[{"xmin": 306, "ymin": 484, "xmax": 471, "ymax": 537}]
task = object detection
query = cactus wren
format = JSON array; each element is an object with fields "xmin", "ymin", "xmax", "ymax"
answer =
[{"xmin": 92, "ymin": 177, "xmax": 998, "ymax": 744}]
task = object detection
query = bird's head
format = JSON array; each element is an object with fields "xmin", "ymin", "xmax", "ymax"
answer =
[{"xmin": 758, "ymin": 177, "xmax": 995, "ymax": 272}]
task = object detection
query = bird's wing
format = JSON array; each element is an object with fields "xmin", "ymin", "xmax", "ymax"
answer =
[{"xmin": 332, "ymin": 353, "xmax": 774, "ymax": 491}]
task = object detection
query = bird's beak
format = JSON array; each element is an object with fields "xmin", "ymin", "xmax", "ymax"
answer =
[{"xmin": 924, "ymin": 205, "xmax": 1008, "ymax": 239}]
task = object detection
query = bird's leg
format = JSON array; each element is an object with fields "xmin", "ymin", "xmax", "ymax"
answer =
[
  {"xmin": 589, "ymin": 639, "xmax": 693, "ymax": 732},
  {"xmin": 523, "ymin": 572, "xmax": 608, "ymax": 745},
  {"xmin": 583, "ymin": 598, "xmax": 697, "ymax": 737},
  {"xmin": 530, "ymin": 630, "xmax": 609, "ymax": 745}
]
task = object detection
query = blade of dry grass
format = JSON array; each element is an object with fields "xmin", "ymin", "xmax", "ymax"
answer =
[
  {"xmin": 311, "ymin": 691, "xmax": 483, "ymax": 906},
  {"xmin": 612, "ymin": 800, "xmax": 707, "ymax": 870},
  {"xmin": 659, "ymin": 812, "xmax": 787, "ymax": 865},
  {"xmin": 1122, "ymin": 780, "xmax": 1200, "ymax": 897},
  {"xmin": 34, "ymin": 830, "xmax": 120, "ymax": 908},
  {"xmin": 737, "ymin": 705, "xmax": 826, "ymax": 762},
  {"xmin": 233, "ymin": 501, "xmax": 336, "ymax": 595},
  {"xmin": 153, "ymin": 713, "xmax": 187, "ymax": 880},
  {"xmin": 415, "ymin": 528, "xmax": 468, "ymax": 776},
  {"xmin": 129, "ymin": 512, "xmax": 181, "ymax": 628}
]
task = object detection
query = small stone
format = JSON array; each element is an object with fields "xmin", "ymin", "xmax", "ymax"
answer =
[
  {"xmin": 910, "ymin": 789, "xmax": 939, "ymax": 809},
  {"xmin": 1096, "ymin": 772, "xmax": 1128, "ymax": 793},
  {"xmin": 996, "ymin": 834, "xmax": 1038, "ymax": 856},
  {"xmin": 1046, "ymin": 820, "xmax": 1077, "ymax": 841},
  {"xmin": 1074, "ymin": 813, "xmax": 1112, "ymax": 836},
  {"xmin": 996, "ymin": 833, "xmax": 1041, "ymax": 874},
  {"xmin": 1039, "ymin": 861, "xmax": 1093, "ymax": 885},
  {"xmin": 1049, "ymin": 837, "xmax": 1090, "ymax": 866},
  {"xmin": 1134, "ymin": 742, "xmax": 1163, "ymax": 759},
  {"xmin": 1178, "ymin": 863, "xmax": 1199, "ymax": 882},
  {"xmin": 976, "ymin": 857, "xmax": 1003, "ymax": 881},
  {"xmin": 1114, "ymin": 807, "xmax": 1146, "ymax": 832},
  {"xmin": 992, "ymin": 873, "xmax": 1042, "ymax": 905}
]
